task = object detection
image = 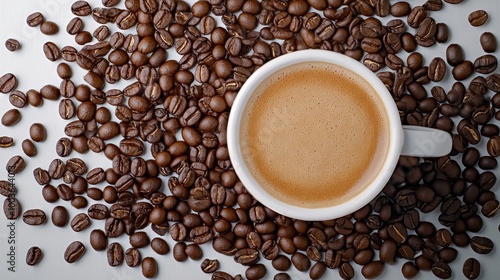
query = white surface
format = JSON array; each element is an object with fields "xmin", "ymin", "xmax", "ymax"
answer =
[{"xmin": 0, "ymin": 0, "xmax": 499, "ymax": 280}]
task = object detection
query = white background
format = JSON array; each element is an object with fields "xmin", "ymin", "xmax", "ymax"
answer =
[{"xmin": 0, "ymin": 0, "xmax": 499, "ymax": 279}]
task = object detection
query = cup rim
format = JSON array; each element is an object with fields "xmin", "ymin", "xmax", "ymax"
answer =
[{"xmin": 227, "ymin": 49, "xmax": 403, "ymax": 221}]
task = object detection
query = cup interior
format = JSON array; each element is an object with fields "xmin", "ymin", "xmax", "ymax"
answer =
[{"xmin": 227, "ymin": 50, "xmax": 404, "ymax": 221}]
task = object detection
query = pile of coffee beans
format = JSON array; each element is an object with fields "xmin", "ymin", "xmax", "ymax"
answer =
[{"xmin": 1, "ymin": 0, "xmax": 499, "ymax": 279}]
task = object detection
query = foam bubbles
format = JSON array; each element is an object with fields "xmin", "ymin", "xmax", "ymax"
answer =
[{"xmin": 241, "ymin": 62, "xmax": 389, "ymax": 208}]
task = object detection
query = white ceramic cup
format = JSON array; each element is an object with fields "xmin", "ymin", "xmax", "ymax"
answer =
[{"xmin": 227, "ymin": 50, "xmax": 452, "ymax": 221}]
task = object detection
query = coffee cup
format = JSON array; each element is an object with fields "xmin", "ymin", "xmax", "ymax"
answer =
[{"xmin": 227, "ymin": 50, "xmax": 452, "ymax": 221}]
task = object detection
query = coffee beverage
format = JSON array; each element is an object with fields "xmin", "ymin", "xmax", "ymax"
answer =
[{"xmin": 240, "ymin": 62, "xmax": 390, "ymax": 208}]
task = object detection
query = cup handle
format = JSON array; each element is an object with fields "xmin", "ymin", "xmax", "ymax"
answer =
[{"xmin": 401, "ymin": 125, "xmax": 453, "ymax": 157}]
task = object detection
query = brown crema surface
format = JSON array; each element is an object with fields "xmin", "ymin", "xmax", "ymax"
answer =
[{"xmin": 241, "ymin": 62, "xmax": 390, "ymax": 208}]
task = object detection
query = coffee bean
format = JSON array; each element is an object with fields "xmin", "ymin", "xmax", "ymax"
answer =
[
  {"xmin": 40, "ymin": 21, "xmax": 59, "ymax": 35},
  {"xmin": 291, "ymin": 252, "xmax": 310, "ymax": 272},
  {"xmin": 234, "ymin": 248, "xmax": 259, "ymax": 266},
  {"xmin": 5, "ymin": 38, "xmax": 21, "ymax": 52},
  {"xmin": 9, "ymin": 90, "xmax": 27, "ymax": 108},
  {"xmin": 390, "ymin": 2, "xmax": 411, "ymax": 17},
  {"xmin": 379, "ymin": 239, "xmax": 397, "ymax": 264},
  {"xmin": 446, "ymin": 44, "xmax": 464, "ymax": 67},
  {"xmin": 72, "ymin": 1, "xmax": 92, "ymax": 16},
  {"xmin": 200, "ymin": 258, "xmax": 219, "ymax": 273},
  {"xmin": 51, "ymin": 205, "xmax": 69, "ymax": 227},
  {"xmin": 432, "ymin": 261, "xmax": 452, "ymax": 279},
  {"xmin": 64, "ymin": 241, "xmax": 85, "ymax": 263},
  {"xmin": 402, "ymin": 261, "xmax": 419, "ymax": 278},
  {"xmin": 339, "ymin": 262, "xmax": 355, "ymax": 279},
  {"xmin": 70, "ymin": 213, "xmax": 91, "ymax": 232},
  {"xmin": 26, "ymin": 246, "xmax": 43, "ymax": 266},
  {"xmin": 0, "ymin": 180, "xmax": 13, "ymax": 197},
  {"xmin": 141, "ymin": 257, "xmax": 157, "ymax": 278},
  {"xmin": 463, "ymin": 258, "xmax": 481, "ymax": 279},
  {"xmin": 107, "ymin": 242, "xmax": 124, "ymax": 266},
  {"xmin": 185, "ymin": 243, "xmax": 203, "ymax": 260},
  {"xmin": 469, "ymin": 10, "xmax": 488, "ymax": 27},
  {"xmin": 480, "ymin": 32, "xmax": 497, "ymax": 53},
  {"xmin": 3, "ymin": 197, "xmax": 21, "ymax": 219},
  {"xmin": 122, "ymin": 247, "xmax": 141, "ymax": 268},
  {"xmin": 245, "ymin": 263, "xmax": 266, "ymax": 280},
  {"xmin": 428, "ymin": 57, "xmax": 446, "ymax": 82},
  {"xmin": 487, "ymin": 136, "xmax": 500, "ymax": 157},
  {"xmin": 6, "ymin": 155, "xmax": 25, "ymax": 174},
  {"xmin": 474, "ymin": 55, "xmax": 497, "ymax": 74},
  {"xmin": 470, "ymin": 236, "xmax": 494, "ymax": 254},
  {"xmin": 0, "ymin": 136, "xmax": 14, "ymax": 148},
  {"xmin": 26, "ymin": 12, "xmax": 44, "ymax": 27},
  {"xmin": 23, "ymin": 209, "xmax": 46, "ymax": 225},
  {"xmin": 361, "ymin": 261, "xmax": 384, "ymax": 279},
  {"xmin": 2, "ymin": 109, "xmax": 21, "ymax": 127},
  {"xmin": 388, "ymin": 222, "xmax": 407, "ymax": 243},
  {"xmin": 30, "ymin": 123, "xmax": 46, "ymax": 142},
  {"xmin": 0, "ymin": 73, "xmax": 17, "ymax": 93},
  {"xmin": 88, "ymin": 229, "xmax": 107, "ymax": 251}
]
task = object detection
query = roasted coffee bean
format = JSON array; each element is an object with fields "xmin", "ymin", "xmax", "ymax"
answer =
[
  {"xmin": 48, "ymin": 159, "xmax": 65, "ymax": 180},
  {"xmin": 0, "ymin": 136, "xmax": 14, "ymax": 148},
  {"xmin": 107, "ymin": 242, "xmax": 124, "ymax": 266},
  {"xmin": 0, "ymin": 180, "xmax": 13, "ymax": 197},
  {"xmin": 402, "ymin": 261, "xmax": 419, "ymax": 278},
  {"xmin": 474, "ymin": 55, "xmax": 497, "ymax": 74},
  {"xmin": 362, "ymin": 261, "xmax": 385, "ymax": 279},
  {"xmin": 480, "ymin": 32, "xmax": 497, "ymax": 53},
  {"xmin": 2, "ymin": 109, "xmax": 21, "ymax": 127},
  {"xmin": 339, "ymin": 262, "xmax": 355, "ymax": 279},
  {"xmin": 290, "ymin": 252, "xmax": 310, "ymax": 272},
  {"xmin": 487, "ymin": 136, "xmax": 500, "ymax": 157},
  {"xmin": 470, "ymin": 236, "xmax": 494, "ymax": 254},
  {"xmin": 379, "ymin": 239, "xmax": 397, "ymax": 264},
  {"xmin": 185, "ymin": 243, "xmax": 203, "ymax": 260},
  {"xmin": 469, "ymin": 10, "xmax": 488, "ymax": 27},
  {"xmin": 23, "ymin": 209, "xmax": 46, "ymax": 225},
  {"xmin": 481, "ymin": 199, "xmax": 500, "ymax": 218},
  {"xmin": 71, "ymin": 213, "xmax": 91, "ymax": 232},
  {"xmin": 432, "ymin": 261, "xmax": 452, "ymax": 279},
  {"xmin": 5, "ymin": 38, "xmax": 21, "ymax": 52},
  {"xmin": 6, "ymin": 155, "xmax": 25, "ymax": 174},
  {"xmin": 124, "ymin": 247, "xmax": 141, "ymax": 267},
  {"xmin": 72, "ymin": 1, "xmax": 92, "ymax": 16},
  {"xmin": 56, "ymin": 137, "xmax": 73, "ymax": 157},
  {"xmin": 65, "ymin": 241, "xmax": 86, "ymax": 263},
  {"xmin": 390, "ymin": 2, "xmax": 411, "ymax": 17},
  {"xmin": 200, "ymin": 258, "xmax": 219, "ymax": 273},
  {"xmin": 0, "ymin": 73, "xmax": 17, "ymax": 93},
  {"xmin": 89, "ymin": 229, "xmax": 107, "ymax": 251},
  {"xmin": 428, "ymin": 57, "xmax": 446, "ymax": 82},
  {"xmin": 8, "ymin": 90, "xmax": 26, "ymax": 108},
  {"xmin": 3, "ymin": 197, "xmax": 21, "ymax": 219},
  {"xmin": 141, "ymin": 257, "xmax": 157, "ymax": 278},
  {"xmin": 40, "ymin": 21, "xmax": 59, "ymax": 35},
  {"xmin": 26, "ymin": 12, "xmax": 44, "ymax": 27},
  {"xmin": 21, "ymin": 139, "xmax": 37, "ymax": 157},
  {"xmin": 66, "ymin": 17, "xmax": 83, "ymax": 35},
  {"xmin": 30, "ymin": 123, "xmax": 46, "ymax": 142},
  {"xmin": 388, "ymin": 223, "xmax": 407, "ymax": 243},
  {"xmin": 51, "ymin": 205, "xmax": 69, "ymax": 227},
  {"xmin": 43, "ymin": 42, "xmax": 61, "ymax": 61},
  {"xmin": 150, "ymin": 238, "xmax": 169, "ymax": 255},
  {"xmin": 446, "ymin": 44, "xmax": 464, "ymax": 66},
  {"xmin": 26, "ymin": 246, "xmax": 43, "ymax": 266},
  {"xmin": 234, "ymin": 248, "xmax": 259, "ymax": 266},
  {"xmin": 463, "ymin": 258, "xmax": 481, "ymax": 279}
]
